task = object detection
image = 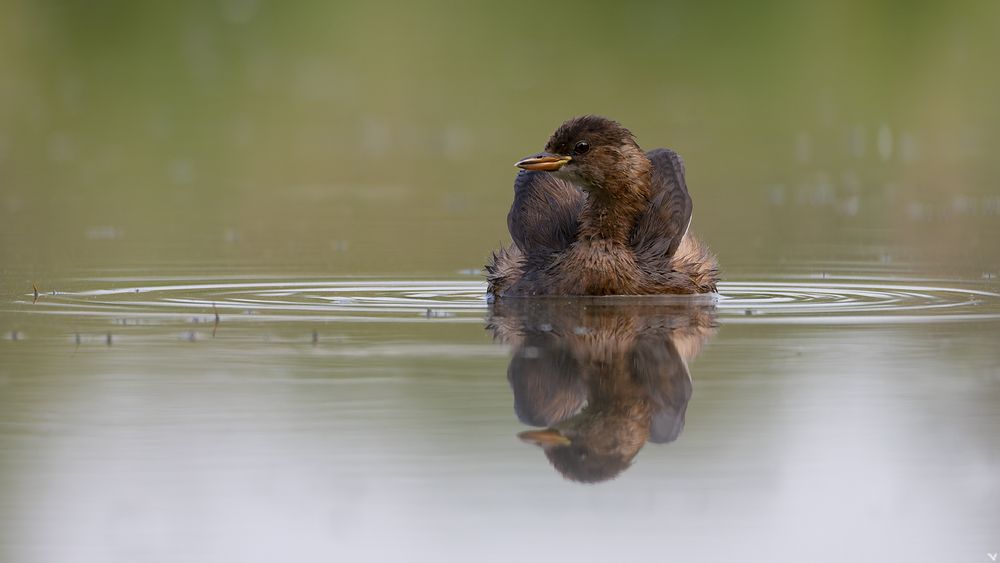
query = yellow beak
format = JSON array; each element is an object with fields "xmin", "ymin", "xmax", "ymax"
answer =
[{"xmin": 515, "ymin": 153, "xmax": 572, "ymax": 172}]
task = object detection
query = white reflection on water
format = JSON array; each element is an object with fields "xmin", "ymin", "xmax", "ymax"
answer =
[
  {"xmin": 2, "ymin": 272, "xmax": 1000, "ymax": 563},
  {"xmin": 2, "ymin": 303, "xmax": 997, "ymax": 563},
  {"xmin": 16, "ymin": 275, "xmax": 1000, "ymax": 326}
]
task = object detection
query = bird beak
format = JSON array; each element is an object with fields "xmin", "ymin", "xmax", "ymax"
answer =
[
  {"xmin": 515, "ymin": 152, "xmax": 572, "ymax": 171},
  {"xmin": 518, "ymin": 428, "xmax": 571, "ymax": 448}
]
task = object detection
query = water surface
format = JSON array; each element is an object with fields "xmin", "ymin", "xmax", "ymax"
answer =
[
  {"xmin": 2, "ymin": 267, "xmax": 999, "ymax": 562},
  {"xmin": 3, "ymin": 2, "xmax": 1000, "ymax": 561}
]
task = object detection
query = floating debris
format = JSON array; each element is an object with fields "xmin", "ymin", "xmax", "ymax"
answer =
[
  {"xmin": 424, "ymin": 309, "xmax": 454, "ymax": 318},
  {"xmin": 32, "ymin": 283, "xmax": 39, "ymax": 303},
  {"xmin": 212, "ymin": 304, "xmax": 220, "ymax": 338}
]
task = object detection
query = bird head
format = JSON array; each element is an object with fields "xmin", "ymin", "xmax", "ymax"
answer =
[{"xmin": 515, "ymin": 115, "xmax": 648, "ymax": 196}]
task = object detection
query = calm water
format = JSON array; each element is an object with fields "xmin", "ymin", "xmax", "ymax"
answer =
[{"xmin": 3, "ymin": 2, "xmax": 1000, "ymax": 562}]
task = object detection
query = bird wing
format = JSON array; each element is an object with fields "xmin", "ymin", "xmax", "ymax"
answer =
[
  {"xmin": 508, "ymin": 170, "xmax": 583, "ymax": 255},
  {"xmin": 631, "ymin": 148, "xmax": 693, "ymax": 263}
]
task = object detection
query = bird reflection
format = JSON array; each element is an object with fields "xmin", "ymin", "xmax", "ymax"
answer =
[{"xmin": 487, "ymin": 299, "xmax": 716, "ymax": 483}]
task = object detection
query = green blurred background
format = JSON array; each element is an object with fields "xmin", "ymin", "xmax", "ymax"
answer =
[
  {"xmin": 2, "ymin": 5, "xmax": 1000, "ymax": 561},
  {"xmin": 2, "ymin": 0, "xmax": 1000, "ymax": 282}
]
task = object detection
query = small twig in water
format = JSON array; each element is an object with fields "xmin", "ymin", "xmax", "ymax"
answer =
[{"xmin": 32, "ymin": 283, "xmax": 39, "ymax": 304}]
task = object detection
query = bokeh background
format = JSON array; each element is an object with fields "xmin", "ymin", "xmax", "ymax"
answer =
[
  {"xmin": 2, "ymin": 3, "xmax": 1000, "ymax": 563},
  {"xmin": 3, "ymin": 0, "xmax": 1000, "ymax": 282}
]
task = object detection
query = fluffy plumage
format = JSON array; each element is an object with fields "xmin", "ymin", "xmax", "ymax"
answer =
[{"xmin": 487, "ymin": 115, "xmax": 719, "ymax": 298}]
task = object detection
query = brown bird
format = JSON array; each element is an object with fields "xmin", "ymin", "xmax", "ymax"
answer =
[{"xmin": 486, "ymin": 115, "xmax": 719, "ymax": 298}]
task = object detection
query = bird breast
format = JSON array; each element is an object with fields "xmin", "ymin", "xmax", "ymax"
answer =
[{"xmin": 554, "ymin": 241, "xmax": 642, "ymax": 295}]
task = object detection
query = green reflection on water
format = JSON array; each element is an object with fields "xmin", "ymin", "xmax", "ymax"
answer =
[{"xmin": 2, "ymin": 1, "xmax": 1000, "ymax": 283}]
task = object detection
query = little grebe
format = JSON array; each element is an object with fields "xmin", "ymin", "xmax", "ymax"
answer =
[{"xmin": 486, "ymin": 115, "xmax": 719, "ymax": 298}]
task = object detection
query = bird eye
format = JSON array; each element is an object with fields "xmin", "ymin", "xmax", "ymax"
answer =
[{"xmin": 573, "ymin": 141, "xmax": 590, "ymax": 155}]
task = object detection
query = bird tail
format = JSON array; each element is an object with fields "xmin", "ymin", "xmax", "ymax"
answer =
[
  {"xmin": 671, "ymin": 233, "xmax": 720, "ymax": 293},
  {"xmin": 485, "ymin": 244, "xmax": 524, "ymax": 297}
]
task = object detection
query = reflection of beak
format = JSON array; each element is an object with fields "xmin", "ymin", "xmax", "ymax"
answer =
[
  {"xmin": 515, "ymin": 153, "xmax": 572, "ymax": 171},
  {"xmin": 518, "ymin": 428, "xmax": 571, "ymax": 448}
]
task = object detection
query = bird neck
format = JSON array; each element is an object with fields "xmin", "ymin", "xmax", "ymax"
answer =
[{"xmin": 577, "ymin": 165, "xmax": 651, "ymax": 244}]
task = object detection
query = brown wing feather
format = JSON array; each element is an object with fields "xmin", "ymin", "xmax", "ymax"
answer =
[
  {"xmin": 508, "ymin": 170, "xmax": 583, "ymax": 255},
  {"xmin": 631, "ymin": 148, "xmax": 692, "ymax": 263}
]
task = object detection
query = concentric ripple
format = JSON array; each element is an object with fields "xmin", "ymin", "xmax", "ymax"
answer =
[
  {"xmin": 718, "ymin": 280, "xmax": 1000, "ymax": 324},
  {"xmin": 18, "ymin": 276, "xmax": 1000, "ymax": 325}
]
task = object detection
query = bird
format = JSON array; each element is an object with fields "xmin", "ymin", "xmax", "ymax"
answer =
[{"xmin": 486, "ymin": 115, "xmax": 719, "ymax": 298}]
